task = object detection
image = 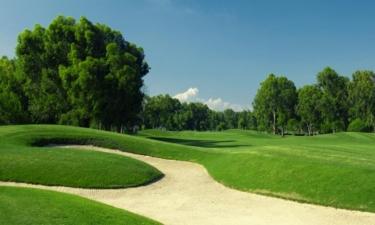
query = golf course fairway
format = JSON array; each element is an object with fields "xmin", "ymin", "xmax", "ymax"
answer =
[{"xmin": 0, "ymin": 124, "xmax": 374, "ymax": 224}]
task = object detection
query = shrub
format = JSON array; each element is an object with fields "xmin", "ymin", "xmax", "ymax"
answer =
[{"xmin": 347, "ymin": 118, "xmax": 371, "ymax": 132}]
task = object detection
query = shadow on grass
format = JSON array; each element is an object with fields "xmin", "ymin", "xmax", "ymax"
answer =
[{"xmin": 147, "ymin": 137, "xmax": 250, "ymax": 148}]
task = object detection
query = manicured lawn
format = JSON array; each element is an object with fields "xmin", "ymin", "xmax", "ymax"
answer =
[
  {"xmin": 0, "ymin": 186, "xmax": 161, "ymax": 225},
  {"xmin": 0, "ymin": 126, "xmax": 163, "ymax": 188},
  {"xmin": 1, "ymin": 125, "xmax": 375, "ymax": 212},
  {"xmin": 140, "ymin": 129, "xmax": 375, "ymax": 212}
]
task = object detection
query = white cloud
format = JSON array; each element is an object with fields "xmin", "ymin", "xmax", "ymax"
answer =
[
  {"xmin": 173, "ymin": 87, "xmax": 199, "ymax": 102},
  {"xmin": 173, "ymin": 87, "xmax": 245, "ymax": 111},
  {"xmin": 204, "ymin": 98, "xmax": 244, "ymax": 111}
]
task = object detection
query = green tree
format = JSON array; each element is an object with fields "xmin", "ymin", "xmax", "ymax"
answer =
[
  {"xmin": 223, "ymin": 109, "xmax": 237, "ymax": 129},
  {"xmin": 317, "ymin": 67, "xmax": 349, "ymax": 133},
  {"xmin": 16, "ymin": 16, "xmax": 149, "ymax": 131},
  {"xmin": 296, "ymin": 85, "xmax": 323, "ymax": 135},
  {"xmin": 182, "ymin": 102, "xmax": 210, "ymax": 131},
  {"xmin": 208, "ymin": 111, "xmax": 225, "ymax": 131},
  {"xmin": 253, "ymin": 74, "xmax": 297, "ymax": 135},
  {"xmin": 237, "ymin": 110, "xmax": 257, "ymax": 130},
  {"xmin": 16, "ymin": 19, "xmax": 70, "ymax": 123},
  {"xmin": 276, "ymin": 77, "xmax": 297, "ymax": 136},
  {"xmin": 347, "ymin": 118, "xmax": 371, "ymax": 132},
  {"xmin": 0, "ymin": 57, "xmax": 27, "ymax": 124},
  {"xmin": 348, "ymin": 70, "xmax": 375, "ymax": 131},
  {"xmin": 253, "ymin": 74, "xmax": 278, "ymax": 133},
  {"xmin": 143, "ymin": 95, "xmax": 182, "ymax": 130}
]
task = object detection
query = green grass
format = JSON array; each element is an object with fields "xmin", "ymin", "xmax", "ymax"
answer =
[
  {"xmin": 0, "ymin": 125, "xmax": 163, "ymax": 188},
  {"xmin": 139, "ymin": 129, "xmax": 375, "ymax": 212},
  {"xmin": 1, "ymin": 125, "xmax": 375, "ymax": 212},
  {"xmin": 0, "ymin": 186, "xmax": 161, "ymax": 225}
]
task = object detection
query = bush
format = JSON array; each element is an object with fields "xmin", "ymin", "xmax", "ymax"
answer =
[
  {"xmin": 216, "ymin": 122, "xmax": 227, "ymax": 131},
  {"xmin": 347, "ymin": 119, "xmax": 371, "ymax": 132}
]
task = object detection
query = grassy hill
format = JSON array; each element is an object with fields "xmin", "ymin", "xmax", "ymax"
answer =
[
  {"xmin": 1, "ymin": 125, "xmax": 375, "ymax": 213},
  {"xmin": 0, "ymin": 186, "xmax": 161, "ymax": 225},
  {"xmin": 0, "ymin": 125, "xmax": 163, "ymax": 188}
]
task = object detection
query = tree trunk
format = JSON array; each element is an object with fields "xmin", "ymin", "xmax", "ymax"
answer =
[
  {"xmin": 307, "ymin": 123, "xmax": 311, "ymax": 136},
  {"xmin": 272, "ymin": 110, "xmax": 276, "ymax": 135}
]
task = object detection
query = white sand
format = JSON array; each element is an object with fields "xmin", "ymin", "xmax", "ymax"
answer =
[{"xmin": 1, "ymin": 145, "xmax": 375, "ymax": 225}]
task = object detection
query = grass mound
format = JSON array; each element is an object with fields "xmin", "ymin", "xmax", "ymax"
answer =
[
  {"xmin": 0, "ymin": 125, "xmax": 162, "ymax": 188},
  {"xmin": 0, "ymin": 186, "xmax": 161, "ymax": 225}
]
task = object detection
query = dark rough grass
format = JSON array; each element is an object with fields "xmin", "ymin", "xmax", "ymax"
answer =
[{"xmin": 0, "ymin": 186, "xmax": 161, "ymax": 225}]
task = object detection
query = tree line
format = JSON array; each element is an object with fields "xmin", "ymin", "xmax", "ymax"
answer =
[
  {"xmin": 142, "ymin": 68, "xmax": 375, "ymax": 135},
  {"xmin": 1, "ymin": 16, "xmax": 374, "ymax": 135},
  {"xmin": 253, "ymin": 68, "xmax": 375, "ymax": 135},
  {"xmin": 141, "ymin": 94, "xmax": 256, "ymax": 131}
]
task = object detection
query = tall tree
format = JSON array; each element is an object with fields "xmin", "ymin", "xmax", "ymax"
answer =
[
  {"xmin": 317, "ymin": 67, "xmax": 349, "ymax": 133},
  {"xmin": 253, "ymin": 74, "xmax": 297, "ymax": 135},
  {"xmin": 275, "ymin": 77, "xmax": 297, "ymax": 136},
  {"xmin": 16, "ymin": 16, "xmax": 149, "ymax": 131},
  {"xmin": 253, "ymin": 74, "xmax": 278, "ymax": 133},
  {"xmin": 348, "ymin": 70, "xmax": 375, "ymax": 131},
  {"xmin": 16, "ymin": 18, "xmax": 71, "ymax": 123},
  {"xmin": 0, "ymin": 57, "xmax": 27, "ymax": 124},
  {"xmin": 297, "ymin": 85, "xmax": 322, "ymax": 135}
]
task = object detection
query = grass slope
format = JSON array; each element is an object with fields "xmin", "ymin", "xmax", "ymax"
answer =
[
  {"xmin": 0, "ymin": 186, "xmax": 161, "ymax": 225},
  {"xmin": 0, "ymin": 126, "xmax": 162, "ymax": 188},
  {"xmin": 1, "ymin": 125, "xmax": 375, "ymax": 212},
  {"xmin": 141, "ymin": 129, "xmax": 375, "ymax": 212}
]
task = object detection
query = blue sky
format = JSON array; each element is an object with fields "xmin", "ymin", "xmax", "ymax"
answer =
[{"xmin": 1, "ymin": 0, "xmax": 375, "ymax": 110}]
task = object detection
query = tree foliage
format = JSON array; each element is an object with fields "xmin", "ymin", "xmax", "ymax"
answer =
[
  {"xmin": 317, "ymin": 67, "xmax": 349, "ymax": 133},
  {"xmin": 253, "ymin": 68, "xmax": 375, "ymax": 135},
  {"xmin": 348, "ymin": 70, "xmax": 375, "ymax": 131},
  {"xmin": 297, "ymin": 85, "xmax": 322, "ymax": 135},
  {"xmin": 253, "ymin": 74, "xmax": 297, "ymax": 135},
  {"xmin": 0, "ymin": 57, "xmax": 27, "ymax": 124},
  {"xmin": 143, "ymin": 95, "xmax": 181, "ymax": 129},
  {"xmin": 9, "ymin": 16, "xmax": 149, "ymax": 131},
  {"xmin": 142, "ymin": 95, "xmax": 256, "ymax": 131}
]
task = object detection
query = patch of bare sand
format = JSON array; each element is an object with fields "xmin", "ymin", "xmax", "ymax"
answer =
[{"xmin": 1, "ymin": 145, "xmax": 375, "ymax": 225}]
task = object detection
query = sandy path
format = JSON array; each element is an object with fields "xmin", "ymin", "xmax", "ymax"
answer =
[{"xmin": 1, "ymin": 145, "xmax": 375, "ymax": 225}]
